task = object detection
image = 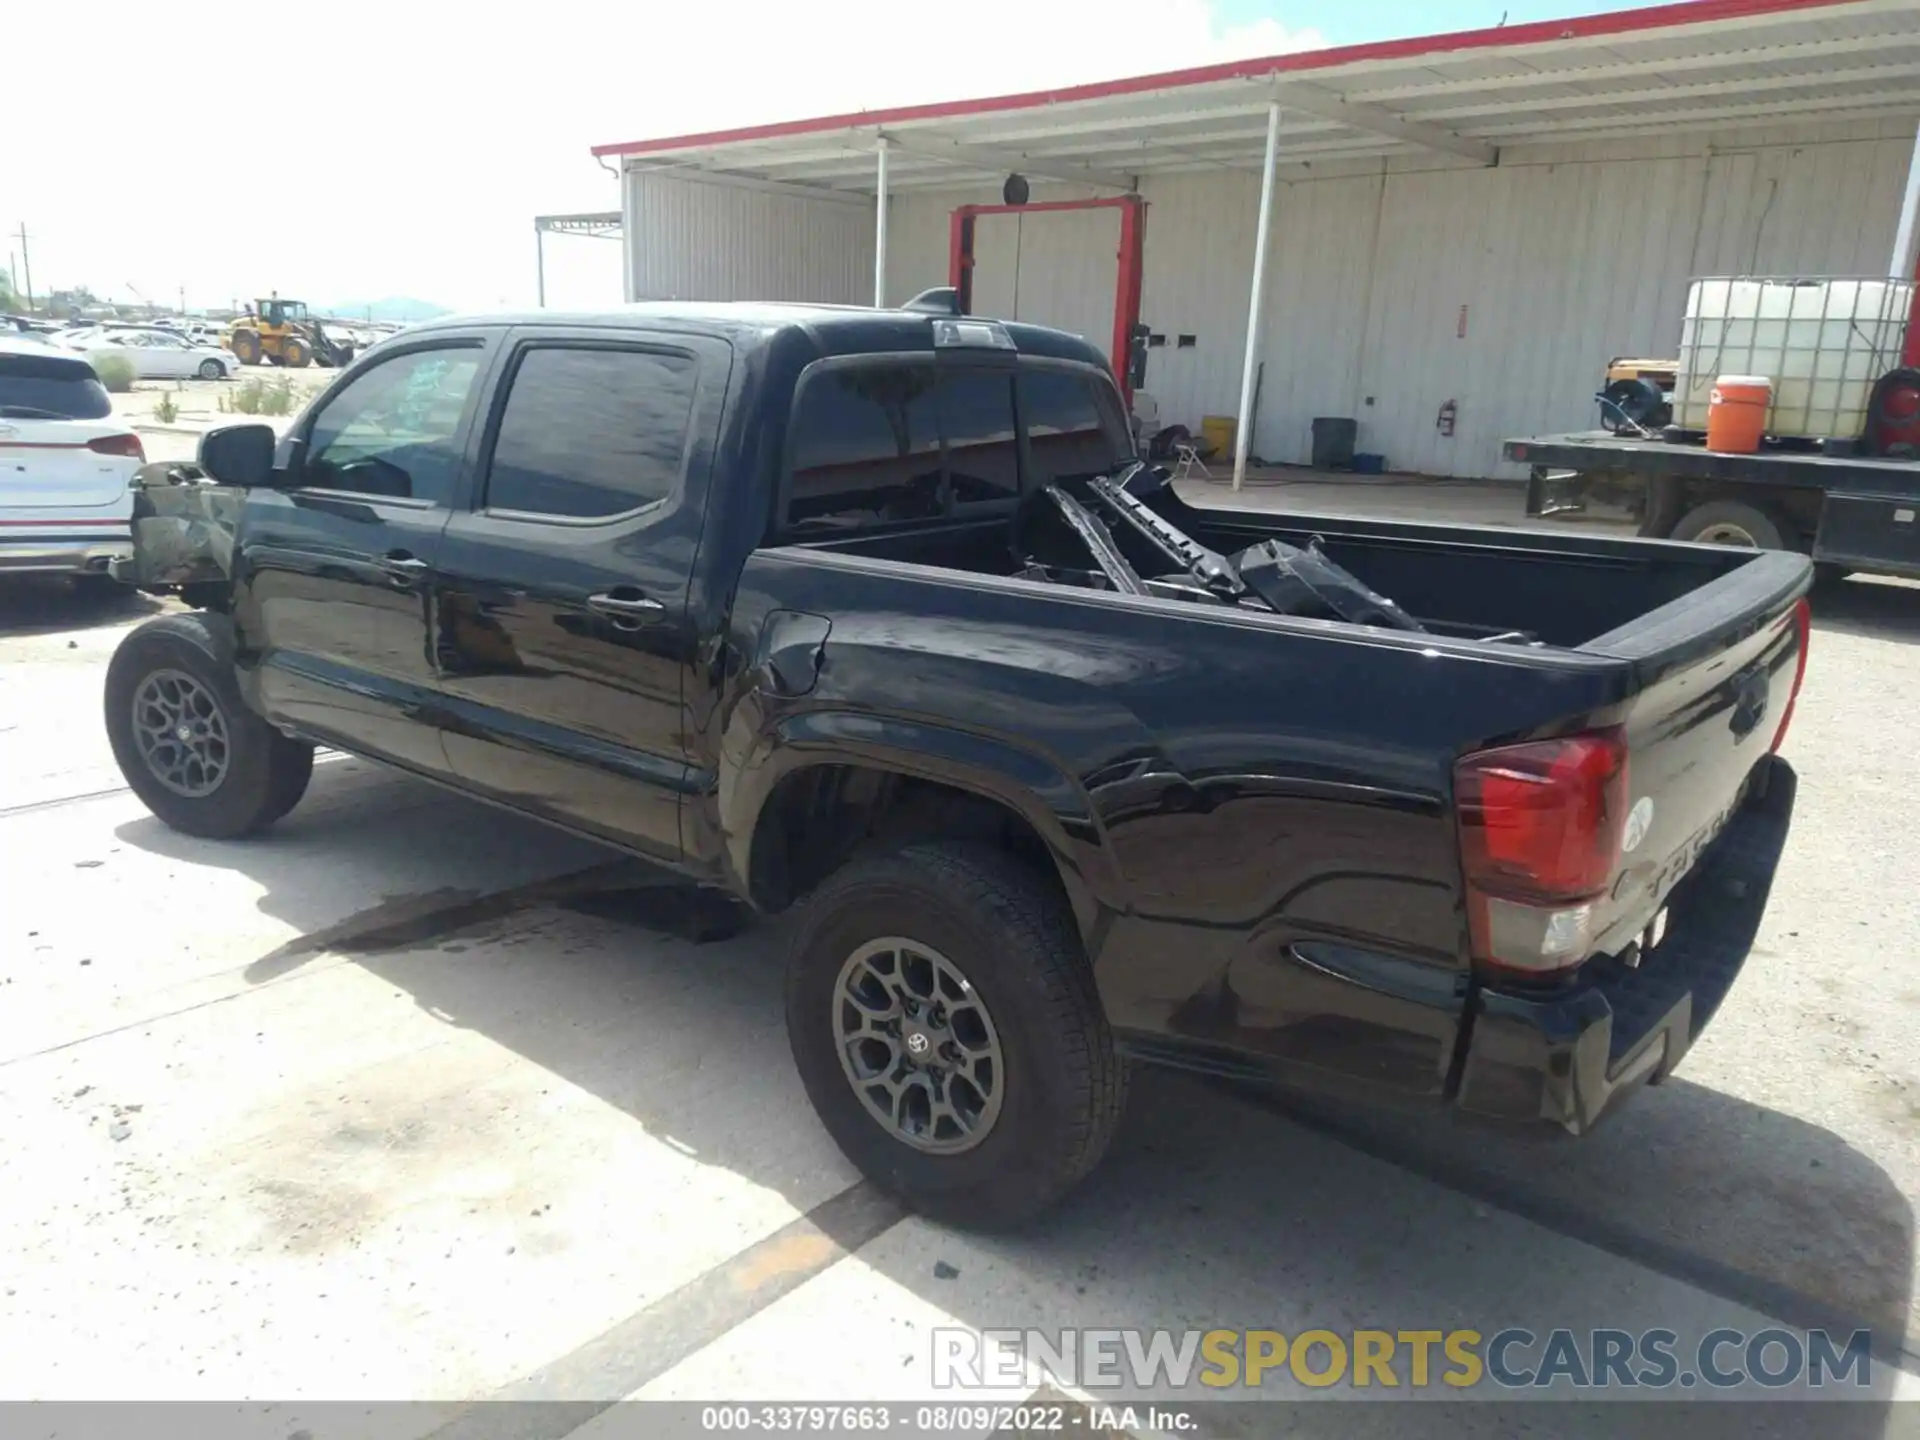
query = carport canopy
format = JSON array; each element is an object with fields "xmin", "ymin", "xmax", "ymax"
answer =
[{"xmin": 593, "ymin": 0, "xmax": 1920, "ymax": 485}]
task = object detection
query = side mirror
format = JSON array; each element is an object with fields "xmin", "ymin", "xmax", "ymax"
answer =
[{"xmin": 197, "ymin": 423, "xmax": 278, "ymax": 487}]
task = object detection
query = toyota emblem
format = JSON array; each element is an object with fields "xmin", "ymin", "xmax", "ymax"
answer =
[{"xmin": 906, "ymin": 1033, "xmax": 930, "ymax": 1055}]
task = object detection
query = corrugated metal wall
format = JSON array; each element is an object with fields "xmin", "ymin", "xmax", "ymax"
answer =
[
  {"xmin": 880, "ymin": 116, "xmax": 1918, "ymax": 477},
  {"xmin": 624, "ymin": 171, "xmax": 874, "ymax": 304}
]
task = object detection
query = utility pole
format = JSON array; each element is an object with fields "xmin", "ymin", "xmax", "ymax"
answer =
[
  {"xmin": 15, "ymin": 223, "xmax": 33, "ymax": 311},
  {"xmin": 178, "ymin": 285, "xmax": 186, "ymax": 315}
]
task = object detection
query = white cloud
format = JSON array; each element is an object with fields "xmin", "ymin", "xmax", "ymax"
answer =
[{"xmin": 6, "ymin": 1, "xmax": 1319, "ymax": 311}]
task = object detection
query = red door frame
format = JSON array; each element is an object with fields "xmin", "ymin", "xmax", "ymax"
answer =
[{"xmin": 948, "ymin": 194, "xmax": 1147, "ymax": 403}]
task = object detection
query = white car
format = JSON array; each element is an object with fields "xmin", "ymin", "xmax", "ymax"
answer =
[
  {"xmin": 0, "ymin": 338, "xmax": 144, "ymax": 585},
  {"xmin": 74, "ymin": 329, "xmax": 240, "ymax": 380}
]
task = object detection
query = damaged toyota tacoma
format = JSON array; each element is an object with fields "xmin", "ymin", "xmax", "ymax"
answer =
[{"xmin": 105, "ymin": 298, "xmax": 1810, "ymax": 1226}]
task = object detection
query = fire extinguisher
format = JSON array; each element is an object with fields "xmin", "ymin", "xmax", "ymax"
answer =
[{"xmin": 1436, "ymin": 399, "xmax": 1458, "ymax": 437}]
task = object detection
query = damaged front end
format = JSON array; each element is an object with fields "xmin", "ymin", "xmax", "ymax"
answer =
[{"xmin": 107, "ymin": 463, "xmax": 245, "ymax": 596}]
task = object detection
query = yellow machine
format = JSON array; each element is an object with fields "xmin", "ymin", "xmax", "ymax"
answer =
[
  {"xmin": 1598, "ymin": 356, "xmax": 1678, "ymax": 433},
  {"xmin": 223, "ymin": 295, "xmax": 354, "ymax": 369}
]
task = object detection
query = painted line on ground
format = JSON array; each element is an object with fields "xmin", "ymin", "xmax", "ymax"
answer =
[{"xmin": 422, "ymin": 1181, "xmax": 910, "ymax": 1440}]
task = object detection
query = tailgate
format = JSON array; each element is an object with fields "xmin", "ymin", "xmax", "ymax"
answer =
[
  {"xmin": 0, "ymin": 420, "xmax": 136, "ymax": 511},
  {"xmin": 1579, "ymin": 548, "xmax": 1810, "ymax": 956}
]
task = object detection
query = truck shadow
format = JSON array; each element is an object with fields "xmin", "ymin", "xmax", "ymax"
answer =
[
  {"xmin": 1813, "ymin": 575, "xmax": 1920, "ymax": 644},
  {"xmin": 0, "ymin": 576, "xmax": 164, "ymax": 639},
  {"xmin": 115, "ymin": 761, "xmax": 1916, "ymax": 1425}
]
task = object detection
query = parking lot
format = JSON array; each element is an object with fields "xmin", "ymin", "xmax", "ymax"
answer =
[{"xmin": 5, "ymin": 484, "xmax": 1920, "ymax": 1435}]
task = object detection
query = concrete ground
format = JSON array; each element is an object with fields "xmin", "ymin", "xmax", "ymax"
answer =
[{"xmin": 4, "ymin": 479, "xmax": 1920, "ymax": 1436}]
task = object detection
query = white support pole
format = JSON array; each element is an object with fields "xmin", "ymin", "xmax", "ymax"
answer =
[
  {"xmin": 1233, "ymin": 102, "xmax": 1283, "ymax": 492},
  {"xmin": 535, "ymin": 224, "xmax": 546, "ymax": 309},
  {"xmin": 873, "ymin": 138, "xmax": 890, "ymax": 308},
  {"xmin": 1892, "ymin": 119, "xmax": 1920, "ymax": 281}
]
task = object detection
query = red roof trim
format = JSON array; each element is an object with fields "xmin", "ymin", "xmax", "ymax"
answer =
[{"xmin": 591, "ymin": 0, "xmax": 1859, "ymax": 159}]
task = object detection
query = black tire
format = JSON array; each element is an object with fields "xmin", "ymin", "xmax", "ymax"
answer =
[
  {"xmin": 1669, "ymin": 499, "xmax": 1789, "ymax": 551},
  {"xmin": 262, "ymin": 742, "xmax": 317, "ymax": 824},
  {"xmin": 786, "ymin": 842, "xmax": 1127, "ymax": 1228},
  {"xmin": 104, "ymin": 612, "xmax": 315, "ymax": 838},
  {"xmin": 198, "ymin": 358, "xmax": 224, "ymax": 380}
]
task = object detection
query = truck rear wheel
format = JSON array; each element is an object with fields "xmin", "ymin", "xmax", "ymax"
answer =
[
  {"xmin": 105, "ymin": 613, "xmax": 315, "ymax": 838},
  {"xmin": 1670, "ymin": 499, "xmax": 1788, "ymax": 551},
  {"xmin": 785, "ymin": 842, "xmax": 1127, "ymax": 1228}
]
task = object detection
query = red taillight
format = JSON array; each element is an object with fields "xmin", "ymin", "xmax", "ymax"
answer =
[
  {"xmin": 1455, "ymin": 730, "xmax": 1629, "ymax": 976},
  {"xmin": 88, "ymin": 433, "xmax": 145, "ymax": 460},
  {"xmin": 1770, "ymin": 596, "xmax": 1811, "ymax": 754}
]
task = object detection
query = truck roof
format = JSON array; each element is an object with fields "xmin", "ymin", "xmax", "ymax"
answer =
[{"xmin": 401, "ymin": 302, "xmax": 1114, "ymax": 369}]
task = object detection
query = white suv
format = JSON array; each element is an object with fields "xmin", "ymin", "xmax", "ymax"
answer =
[{"xmin": 0, "ymin": 337, "xmax": 145, "ymax": 586}]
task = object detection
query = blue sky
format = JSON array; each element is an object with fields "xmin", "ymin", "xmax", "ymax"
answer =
[{"xmin": 1213, "ymin": 0, "xmax": 1659, "ymax": 44}]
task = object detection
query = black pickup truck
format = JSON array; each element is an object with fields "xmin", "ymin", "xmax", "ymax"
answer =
[{"xmin": 105, "ymin": 299, "xmax": 1811, "ymax": 1226}]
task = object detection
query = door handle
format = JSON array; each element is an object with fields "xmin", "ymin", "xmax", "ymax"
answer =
[
  {"xmin": 381, "ymin": 551, "xmax": 430, "ymax": 589},
  {"xmin": 588, "ymin": 590, "xmax": 666, "ymax": 626}
]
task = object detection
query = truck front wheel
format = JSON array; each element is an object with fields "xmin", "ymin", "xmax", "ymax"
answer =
[
  {"xmin": 785, "ymin": 842, "xmax": 1127, "ymax": 1228},
  {"xmin": 105, "ymin": 613, "xmax": 315, "ymax": 838},
  {"xmin": 1670, "ymin": 499, "xmax": 1789, "ymax": 551}
]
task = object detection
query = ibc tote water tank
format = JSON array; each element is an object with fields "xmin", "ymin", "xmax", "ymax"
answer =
[{"xmin": 1675, "ymin": 278, "xmax": 1914, "ymax": 441}]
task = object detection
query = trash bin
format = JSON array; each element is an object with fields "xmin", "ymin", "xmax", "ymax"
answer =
[{"xmin": 1311, "ymin": 417, "xmax": 1358, "ymax": 470}]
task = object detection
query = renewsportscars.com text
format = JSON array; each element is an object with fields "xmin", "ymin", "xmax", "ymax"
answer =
[{"xmin": 932, "ymin": 1326, "xmax": 1873, "ymax": 1392}]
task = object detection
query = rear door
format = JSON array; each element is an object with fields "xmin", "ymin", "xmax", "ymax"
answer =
[
  {"xmin": 234, "ymin": 332, "xmax": 494, "ymax": 774},
  {"xmin": 145, "ymin": 334, "xmax": 195, "ymax": 378},
  {"xmin": 434, "ymin": 326, "xmax": 728, "ymax": 861}
]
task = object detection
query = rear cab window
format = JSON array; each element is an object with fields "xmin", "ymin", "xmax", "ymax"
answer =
[
  {"xmin": 1020, "ymin": 369, "xmax": 1131, "ymax": 486},
  {"xmin": 0, "ymin": 350, "xmax": 112, "ymax": 420},
  {"xmin": 777, "ymin": 359, "xmax": 1128, "ymax": 537}
]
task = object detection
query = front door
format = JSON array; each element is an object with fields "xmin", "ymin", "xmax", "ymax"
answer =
[
  {"xmin": 233, "ymin": 335, "xmax": 494, "ymax": 774},
  {"xmin": 434, "ymin": 327, "xmax": 728, "ymax": 862}
]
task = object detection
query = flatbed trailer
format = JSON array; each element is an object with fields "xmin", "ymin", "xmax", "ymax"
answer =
[{"xmin": 1506, "ymin": 430, "xmax": 1920, "ymax": 580}]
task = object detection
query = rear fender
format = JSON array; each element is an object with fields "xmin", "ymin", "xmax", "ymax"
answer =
[{"xmin": 721, "ymin": 707, "xmax": 1123, "ymax": 946}]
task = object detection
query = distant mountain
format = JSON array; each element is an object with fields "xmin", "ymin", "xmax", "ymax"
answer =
[{"xmin": 323, "ymin": 297, "xmax": 452, "ymax": 324}]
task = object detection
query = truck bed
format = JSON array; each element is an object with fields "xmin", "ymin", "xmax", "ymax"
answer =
[
  {"xmin": 757, "ymin": 489, "xmax": 1808, "ymax": 999},
  {"xmin": 790, "ymin": 490, "xmax": 1796, "ymax": 653}
]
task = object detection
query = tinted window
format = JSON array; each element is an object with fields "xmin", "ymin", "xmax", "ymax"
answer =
[
  {"xmin": 485, "ymin": 347, "xmax": 696, "ymax": 518},
  {"xmin": 302, "ymin": 346, "xmax": 482, "ymax": 504},
  {"xmin": 1020, "ymin": 369, "xmax": 1130, "ymax": 484},
  {"xmin": 787, "ymin": 363, "xmax": 941, "ymax": 530},
  {"xmin": 938, "ymin": 369, "xmax": 1019, "ymax": 508},
  {"xmin": 0, "ymin": 352, "xmax": 112, "ymax": 419}
]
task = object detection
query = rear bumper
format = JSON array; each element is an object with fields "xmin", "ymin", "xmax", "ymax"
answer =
[
  {"xmin": 0, "ymin": 533, "xmax": 132, "ymax": 576},
  {"xmin": 1455, "ymin": 755, "xmax": 1796, "ymax": 1133}
]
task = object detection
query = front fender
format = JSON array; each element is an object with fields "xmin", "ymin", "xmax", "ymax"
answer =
[
  {"xmin": 719, "ymin": 703, "xmax": 1126, "ymax": 946},
  {"xmin": 113, "ymin": 465, "xmax": 243, "ymax": 589}
]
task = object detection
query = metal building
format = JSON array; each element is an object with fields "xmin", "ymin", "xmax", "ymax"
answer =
[{"xmin": 590, "ymin": 0, "xmax": 1920, "ymax": 480}]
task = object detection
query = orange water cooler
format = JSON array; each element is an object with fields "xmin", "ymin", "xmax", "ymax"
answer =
[{"xmin": 1706, "ymin": 375, "xmax": 1773, "ymax": 453}]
